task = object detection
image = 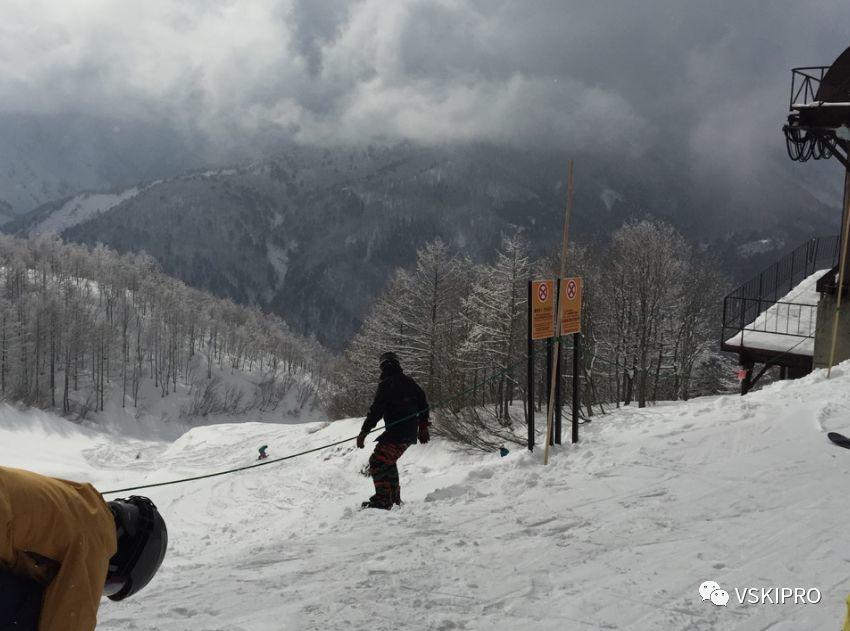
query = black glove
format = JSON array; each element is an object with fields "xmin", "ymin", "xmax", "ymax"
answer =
[
  {"xmin": 356, "ymin": 432, "xmax": 366, "ymax": 449},
  {"xmin": 418, "ymin": 420, "xmax": 430, "ymax": 444}
]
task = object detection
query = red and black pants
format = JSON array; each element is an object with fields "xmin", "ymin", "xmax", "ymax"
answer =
[{"xmin": 368, "ymin": 442, "xmax": 409, "ymax": 508}]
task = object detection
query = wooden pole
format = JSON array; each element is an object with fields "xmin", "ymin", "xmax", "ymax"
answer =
[
  {"xmin": 827, "ymin": 167, "xmax": 850, "ymax": 377},
  {"xmin": 544, "ymin": 161, "xmax": 574, "ymax": 465}
]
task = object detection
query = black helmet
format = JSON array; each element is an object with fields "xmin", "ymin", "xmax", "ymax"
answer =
[
  {"xmin": 379, "ymin": 351, "xmax": 400, "ymax": 370},
  {"xmin": 105, "ymin": 496, "xmax": 168, "ymax": 601}
]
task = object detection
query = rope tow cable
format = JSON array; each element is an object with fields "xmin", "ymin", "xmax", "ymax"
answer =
[
  {"xmin": 103, "ymin": 327, "xmax": 795, "ymax": 496},
  {"xmin": 101, "ymin": 357, "xmax": 527, "ymax": 495}
]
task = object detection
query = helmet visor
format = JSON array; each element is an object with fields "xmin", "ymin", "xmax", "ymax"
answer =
[{"xmin": 103, "ymin": 574, "xmax": 128, "ymax": 598}]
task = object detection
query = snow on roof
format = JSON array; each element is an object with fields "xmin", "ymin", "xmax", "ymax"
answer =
[
  {"xmin": 724, "ymin": 269, "xmax": 828, "ymax": 356},
  {"xmin": 792, "ymin": 101, "xmax": 850, "ymax": 108}
]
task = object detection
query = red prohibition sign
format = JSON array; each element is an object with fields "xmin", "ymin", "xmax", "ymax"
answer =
[
  {"xmin": 566, "ymin": 280, "xmax": 577, "ymax": 300},
  {"xmin": 537, "ymin": 283, "xmax": 548, "ymax": 302}
]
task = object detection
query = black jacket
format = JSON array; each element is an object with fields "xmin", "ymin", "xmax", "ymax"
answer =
[{"xmin": 361, "ymin": 365, "xmax": 429, "ymax": 444}]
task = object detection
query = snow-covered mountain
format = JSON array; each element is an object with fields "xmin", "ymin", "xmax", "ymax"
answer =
[
  {"xmin": 3, "ymin": 360, "xmax": 849, "ymax": 630},
  {"xmin": 5, "ymin": 143, "xmax": 842, "ymax": 350},
  {"xmin": 22, "ymin": 187, "xmax": 145, "ymax": 236}
]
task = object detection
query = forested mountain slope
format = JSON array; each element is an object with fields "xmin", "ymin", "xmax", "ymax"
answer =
[
  {"xmin": 0, "ymin": 235, "xmax": 333, "ymax": 435},
  {"xmin": 7, "ymin": 143, "xmax": 840, "ymax": 350}
]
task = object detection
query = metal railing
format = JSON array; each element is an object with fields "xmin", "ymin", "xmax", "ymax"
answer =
[
  {"xmin": 721, "ymin": 236, "xmax": 839, "ymax": 352},
  {"xmin": 724, "ymin": 299, "xmax": 818, "ymax": 350},
  {"xmin": 789, "ymin": 66, "xmax": 828, "ymax": 109}
]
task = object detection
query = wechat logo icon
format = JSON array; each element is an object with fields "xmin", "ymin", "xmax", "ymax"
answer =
[{"xmin": 699, "ymin": 581, "xmax": 730, "ymax": 607}]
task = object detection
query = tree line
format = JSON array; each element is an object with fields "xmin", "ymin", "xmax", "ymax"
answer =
[
  {"xmin": 0, "ymin": 234, "xmax": 332, "ymax": 422},
  {"xmin": 330, "ymin": 218, "xmax": 735, "ymax": 450}
]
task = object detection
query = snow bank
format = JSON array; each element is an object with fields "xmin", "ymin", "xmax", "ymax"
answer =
[
  {"xmin": 0, "ymin": 403, "xmax": 163, "ymax": 485},
  {"xmin": 2, "ymin": 363, "xmax": 850, "ymax": 629}
]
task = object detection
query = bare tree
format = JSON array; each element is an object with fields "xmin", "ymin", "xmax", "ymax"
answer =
[{"xmin": 0, "ymin": 234, "xmax": 333, "ymax": 421}]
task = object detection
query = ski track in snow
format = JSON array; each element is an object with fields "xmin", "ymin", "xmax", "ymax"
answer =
[{"xmin": 3, "ymin": 364, "xmax": 850, "ymax": 630}]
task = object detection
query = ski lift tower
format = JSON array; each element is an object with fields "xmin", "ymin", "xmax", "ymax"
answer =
[{"xmin": 783, "ymin": 45, "xmax": 850, "ymax": 372}]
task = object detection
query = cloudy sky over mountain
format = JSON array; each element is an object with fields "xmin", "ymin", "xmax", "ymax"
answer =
[{"xmin": 1, "ymin": 1, "xmax": 848, "ymax": 170}]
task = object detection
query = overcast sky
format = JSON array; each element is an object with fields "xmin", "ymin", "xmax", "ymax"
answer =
[{"xmin": 1, "ymin": 0, "xmax": 848, "ymax": 166}]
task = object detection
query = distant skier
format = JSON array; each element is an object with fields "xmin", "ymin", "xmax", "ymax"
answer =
[
  {"xmin": 356, "ymin": 352, "xmax": 430, "ymax": 509},
  {"xmin": 0, "ymin": 465, "xmax": 167, "ymax": 631}
]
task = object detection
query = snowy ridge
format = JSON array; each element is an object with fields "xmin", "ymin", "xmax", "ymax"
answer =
[
  {"xmin": 28, "ymin": 187, "xmax": 143, "ymax": 236},
  {"xmin": 3, "ymin": 363, "xmax": 850, "ymax": 629}
]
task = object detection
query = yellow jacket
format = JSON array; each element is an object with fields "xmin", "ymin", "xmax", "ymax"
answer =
[
  {"xmin": 844, "ymin": 593, "xmax": 850, "ymax": 631},
  {"xmin": 0, "ymin": 466, "xmax": 117, "ymax": 631}
]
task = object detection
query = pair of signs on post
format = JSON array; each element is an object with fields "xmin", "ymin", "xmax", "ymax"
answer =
[{"xmin": 531, "ymin": 278, "xmax": 582, "ymax": 340}]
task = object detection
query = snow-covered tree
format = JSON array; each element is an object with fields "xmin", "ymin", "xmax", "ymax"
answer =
[
  {"xmin": 0, "ymin": 234, "xmax": 333, "ymax": 420},
  {"xmin": 461, "ymin": 232, "xmax": 529, "ymax": 420}
]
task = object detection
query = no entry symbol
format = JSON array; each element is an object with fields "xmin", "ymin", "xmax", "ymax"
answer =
[
  {"xmin": 566, "ymin": 280, "xmax": 577, "ymax": 300},
  {"xmin": 538, "ymin": 284, "xmax": 549, "ymax": 302}
]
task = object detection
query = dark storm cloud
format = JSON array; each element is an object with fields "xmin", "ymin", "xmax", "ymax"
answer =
[
  {"xmin": 1, "ymin": 0, "xmax": 848, "ymax": 162},
  {"xmin": 288, "ymin": 0, "xmax": 352, "ymax": 76}
]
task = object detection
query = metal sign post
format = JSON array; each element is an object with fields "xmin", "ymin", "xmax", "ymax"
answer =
[
  {"xmin": 526, "ymin": 281, "xmax": 534, "ymax": 451},
  {"xmin": 555, "ymin": 332, "xmax": 562, "ymax": 445},
  {"xmin": 572, "ymin": 332, "xmax": 580, "ymax": 444},
  {"xmin": 529, "ymin": 278, "xmax": 555, "ymax": 450},
  {"xmin": 546, "ymin": 335, "xmax": 553, "ymax": 445}
]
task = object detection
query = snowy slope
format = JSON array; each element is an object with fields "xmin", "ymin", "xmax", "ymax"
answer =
[
  {"xmin": 3, "ymin": 364, "xmax": 850, "ymax": 630},
  {"xmin": 27, "ymin": 188, "xmax": 143, "ymax": 236}
]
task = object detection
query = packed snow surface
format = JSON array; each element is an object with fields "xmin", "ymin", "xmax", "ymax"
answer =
[
  {"xmin": 724, "ymin": 269, "xmax": 827, "ymax": 356},
  {"xmin": 3, "ymin": 364, "xmax": 850, "ymax": 630}
]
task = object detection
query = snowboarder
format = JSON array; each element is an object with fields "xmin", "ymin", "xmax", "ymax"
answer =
[
  {"xmin": 0, "ymin": 465, "xmax": 168, "ymax": 631},
  {"xmin": 356, "ymin": 352, "xmax": 430, "ymax": 509},
  {"xmin": 258, "ymin": 445, "xmax": 269, "ymax": 460}
]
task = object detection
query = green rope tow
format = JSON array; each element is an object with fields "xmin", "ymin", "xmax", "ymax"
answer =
[{"xmin": 102, "ymin": 357, "xmax": 526, "ymax": 495}]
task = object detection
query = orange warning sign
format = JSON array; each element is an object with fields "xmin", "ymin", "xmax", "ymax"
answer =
[
  {"xmin": 531, "ymin": 280, "xmax": 555, "ymax": 340},
  {"xmin": 559, "ymin": 277, "xmax": 582, "ymax": 335}
]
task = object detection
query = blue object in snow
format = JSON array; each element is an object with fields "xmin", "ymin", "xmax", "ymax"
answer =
[{"xmin": 499, "ymin": 446, "xmax": 510, "ymax": 458}]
